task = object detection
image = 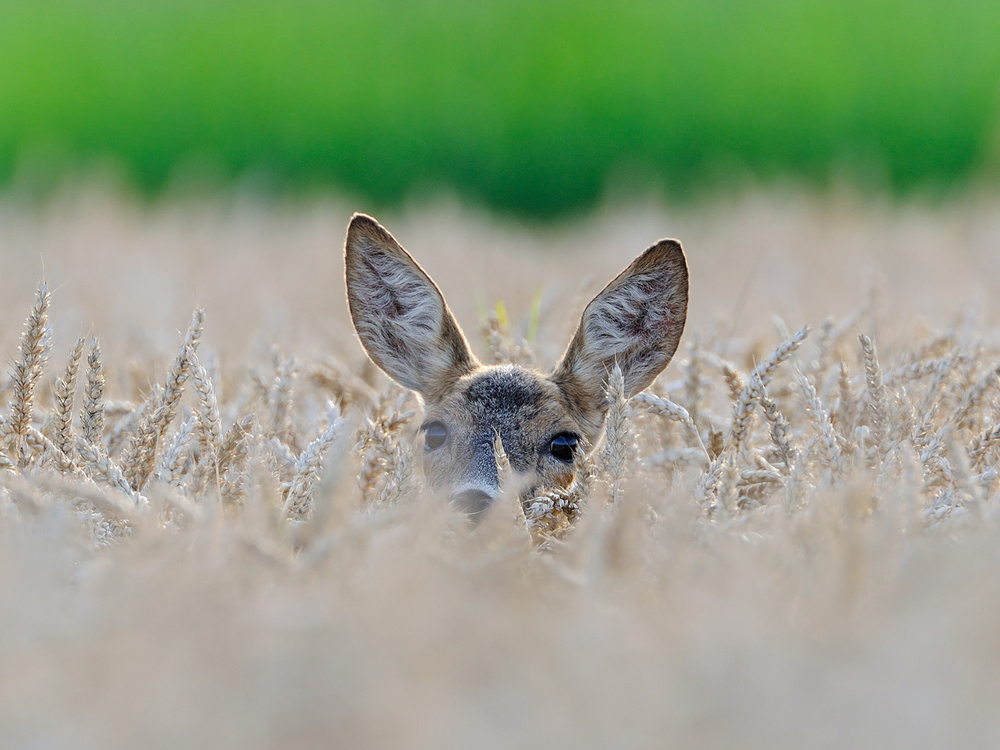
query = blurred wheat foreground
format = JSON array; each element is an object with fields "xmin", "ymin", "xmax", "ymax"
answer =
[{"xmin": 3, "ymin": 193, "xmax": 1000, "ymax": 747}]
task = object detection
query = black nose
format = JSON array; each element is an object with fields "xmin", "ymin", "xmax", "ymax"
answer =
[{"xmin": 451, "ymin": 489, "xmax": 494, "ymax": 519}]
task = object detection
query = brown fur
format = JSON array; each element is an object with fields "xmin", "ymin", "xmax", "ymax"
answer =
[{"xmin": 344, "ymin": 213, "xmax": 688, "ymax": 508}]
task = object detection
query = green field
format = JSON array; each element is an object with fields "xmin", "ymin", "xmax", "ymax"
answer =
[{"xmin": 2, "ymin": 0, "xmax": 999, "ymax": 215}]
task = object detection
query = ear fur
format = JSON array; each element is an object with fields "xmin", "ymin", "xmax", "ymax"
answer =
[
  {"xmin": 551, "ymin": 239, "xmax": 688, "ymax": 438},
  {"xmin": 345, "ymin": 214, "xmax": 477, "ymax": 399}
]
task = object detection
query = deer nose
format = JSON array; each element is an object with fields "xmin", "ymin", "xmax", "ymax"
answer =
[{"xmin": 451, "ymin": 487, "xmax": 495, "ymax": 518}]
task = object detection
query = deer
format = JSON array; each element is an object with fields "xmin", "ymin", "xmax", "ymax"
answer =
[{"xmin": 345, "ymin": 213, "xmax": 688, "ymax": 517}]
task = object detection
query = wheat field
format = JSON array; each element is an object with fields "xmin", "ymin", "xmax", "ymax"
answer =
[{"xmin": 2, "ymin": 189, "xmax": 1000, "ymax": 748}]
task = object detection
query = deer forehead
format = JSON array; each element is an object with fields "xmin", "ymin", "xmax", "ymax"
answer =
[{"xmin": 430, "ymin": 365, "xmax": 575, "ymax": 444}]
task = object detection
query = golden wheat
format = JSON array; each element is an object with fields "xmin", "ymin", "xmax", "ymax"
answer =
[{"xmin": 2, "ymin": 192, "xmax": 1000, "ymax": 747}]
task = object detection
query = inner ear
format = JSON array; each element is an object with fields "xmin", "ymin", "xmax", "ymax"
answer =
[
  {"xmin": 551, "ymin": 238, "xmax": 688, "ymax": 431},
  {"xmin": 345, "ymin": 214, "xmax": 477, "ymax": 398}
]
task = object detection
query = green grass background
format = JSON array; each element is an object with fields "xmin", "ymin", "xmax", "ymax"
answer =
[{"xmin": 1, "ymin": 0, "xmax": 999, "ymax": 215}]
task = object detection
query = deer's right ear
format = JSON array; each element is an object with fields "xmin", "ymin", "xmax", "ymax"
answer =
[
  {"xmin": 345, "ymin": 214, "xmax": 477, "ymax": 399},
  {"xmin": 551, "ymin": 239, "xmax": 688, "ymax": 440}
]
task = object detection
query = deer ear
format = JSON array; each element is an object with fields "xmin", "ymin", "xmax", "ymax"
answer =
[
  {"xmin": 345, "ymin": 214, "xmax": 477, "ymax": 399},
  {"xmin": 551, "ymin": 239, "xmax": 688, "ymax": 437}
]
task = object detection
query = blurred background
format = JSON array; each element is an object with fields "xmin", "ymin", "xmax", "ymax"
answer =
[{"xmin": 2, "ymin": 0, "xmax": 999, "ymax": 217}]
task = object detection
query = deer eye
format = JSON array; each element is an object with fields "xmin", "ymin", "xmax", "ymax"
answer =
[
  {"xmin": 549, "ymin": 433, "xmax": 579, "ymax": 463},
  {"xmin": 422, "ymin": 421, "xmax": 448, "ymax": 451}
]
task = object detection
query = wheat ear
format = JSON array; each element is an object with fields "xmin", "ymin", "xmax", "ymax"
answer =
[
  {"xmin": 716, "ymin": 358, "xmax": 745, "ymax": 403},
  {"xmin": 729, "ymin": 379, "xmax": 758, "ymax": 457},
  {"xmin": 269, "ymin": 354, "xmax": 297, "ymax": 441},
  {"xmin": 356, "ymin": 390, "xmax": 415, "ymax": 507},
  {"xmin": 725, "ymin": 326, "xmax": 810, "ymax": 458},
  {"xmin": 970, "ymin": 424, "xmax": 1000, "ymax": 469},
  {"xmin": 859, "ymin": 334, "xmax": 888, "ymax": 463},
  {"xmin": 190, "ymin": 352, "xmax": 222, "ymax": 452},
  {"xmin": 218, "ymin": 414, "xmax": 255, "ymax": 504},
  {"xmin": 833, "ymin": 360, "xmax": 857, "ymax": 439},
  {"xmin": 7, "ymin": 283, "xmax": 50, "ymax": 468},
  {"xmin": 108, "ymin": 392, "xmax": 161, "ymax": 458},
  {"xmin": 156, "ymin": 309, "xmax": 204, "ymax": 444},
  {"xmin": 76, "ymin": 437, "xmax": 145, "ymax": 509},
  {"xmin": 599, "ymin": 363, "xmax": 628, "ymax": 507},
  {"xmin": 795, "ymin": 373, "xmax": 839, "ymax": 478},
  {"xmin": 121, "ymin": 310, "xmax": 202, "ymax": 491},
  {"xmin": 283, "ymin": 403, "xmax": 342, "ymax": 520},
  {"xmin": 753, "ymin": 324, "xmax": 809, "ymax": 387},
  {"xmin": 952, "ymin": 360, "xmax": 1000, "ymax": 432},
  {"xmin": 751, "ymin": 378, "xmax": 797, "ymax": 474},
  {"xmin": 156, "ymin": 416, "xmax": 198, "ymax": 486},
  {"xmin": 682, "ymin": 340, "xmax": 703, "ymax": 425},
  {"xmin": 218, "ymin": 414, "xmax": 255, "ymax": 477},
  {"xmin": 82, "ymin": 338, "xmax": 106, "ymax": 448},
  {"xmin": 633, "ymin": 392, "xmax": 710, "ymax": 462},
  {"xmin": 51, "ymin": 337, "xmax": 85, "ymax": 470}
]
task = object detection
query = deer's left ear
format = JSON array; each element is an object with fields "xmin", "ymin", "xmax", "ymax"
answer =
[
  {"xmin": 550, "ymin": 239, "xmax": 688, "ymax": 436},
  {"xmin": 345, "ymin": 213, "xmax": 477, "ymax": 399}
]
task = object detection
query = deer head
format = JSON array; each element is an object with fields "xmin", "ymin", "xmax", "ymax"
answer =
[{"xmin": 345, "ymin": 214, "xmax": 688, "ymax": 516}]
